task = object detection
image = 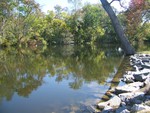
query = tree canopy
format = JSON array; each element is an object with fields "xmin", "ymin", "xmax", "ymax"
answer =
[{"xmin": 0, "ymin": 0, "xmax": 149, "ymax": 51}]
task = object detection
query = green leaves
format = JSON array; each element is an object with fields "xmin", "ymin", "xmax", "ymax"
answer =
[
  {"xmin": 0, "ymin": 0, "xmax": 47, "ymax": 47},
  {"xmin": 1, "ymin": 0, "xmax": 149, "ymax": 47}
]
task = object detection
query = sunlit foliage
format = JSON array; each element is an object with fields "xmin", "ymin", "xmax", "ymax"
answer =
[
  {"xmin": 0, "ymin": 0, "xmax": 149, "ymax": 47},
  {"xmin": 125, "ymin": 0, "xmax": 150, "ymax": 42}
]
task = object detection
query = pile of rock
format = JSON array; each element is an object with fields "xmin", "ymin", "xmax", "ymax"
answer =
[{"xmin": 97, "ymin": 54, "xmax": 150, "ymax": 113}]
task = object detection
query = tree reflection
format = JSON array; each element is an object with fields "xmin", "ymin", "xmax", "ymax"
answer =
[
  {"xmin": 0, "ymin": 48, "xmax": 46, "ymax": 102},
  {"xmin": 0, "ymin": 44, "xmax": 123, "ymax": 101}
]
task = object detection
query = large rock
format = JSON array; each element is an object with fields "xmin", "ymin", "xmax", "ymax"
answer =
[
  {"xmin": 131, "ymin": 104, "xmax": 150, "ymax": 112},
  {"xmin": 97, "ymin": 54, "xmax": 150, "ymax": 112},
  {"xmin": 144, "ymin": 100, "xmax": 150, "ymax": 106},
  {"xmin": 122, "ymin": 73, "xmax": 134, "ymax": 83},
  {"xmin": 115, "ymin": 107, "xmax": 130, "ymax": 113},
  {"xmin": 98, "ymin": 95, "xmax": 121, "ymax": 110},
  {"xmin": 101, "ymin": 106, "xmax": 113, "ymax": 113},
  {"xmin": 133, "ymin": 73, "xmax": 148, "ymax": 82},
  {"xmin": 137, "ymin": 109, "xmax": 150, "ymax": 113},
  {"xmin": 123, "ymin": 71, "xmax": 150, "ymax": 83},
  {"xmin": 139, "ymin": 82, "xmax": 150, "ymax": 95},
  {"xmin": 144, "ymin": 77, "xmax": 150, "ymax": 85},
  {"xmin": 141, "ymin": 63, "xmax": 150, "ymax": 69},
  {"xmin": 129, "ymin": 69, "xmax": 150, "ymax": 76},
  {"xmin": 119, "ymin": 92, "xmax": 145, "ymax": 104},
  {"xmin": 115, "ymin": 82, "xmax": 144, "ymax": 94}
]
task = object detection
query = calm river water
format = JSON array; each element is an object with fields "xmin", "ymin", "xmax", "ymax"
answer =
[{"xmin": 0, "ymin": 44, "xmax": 124, "ymax": 113}]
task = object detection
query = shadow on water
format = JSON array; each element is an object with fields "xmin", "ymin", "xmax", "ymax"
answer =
[{"xmin": 0, "ymin": 44, "xmax": 124, "ymax": 113}]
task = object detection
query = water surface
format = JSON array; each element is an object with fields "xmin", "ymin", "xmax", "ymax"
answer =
[{"xmin": 0, "ymin": 45, "xmax": 123, "ymax": 113}]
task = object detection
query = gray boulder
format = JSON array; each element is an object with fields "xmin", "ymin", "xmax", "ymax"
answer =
[
  {"xmin": 131, "ymin": 104, "xmax": 150, "ymax": 112},
  {"xmin": 122, "ymin": 74, "xmax": 134, "ymax": 83},
  {"xmin": 115, "ymin": 107, "xmax": 130, "ymax": 113},
  {"xmin": 98, "ymin": 95, "xmax": 121, "ymax": 110},
  {"xmin": 101, "ymin": 106, "xmax": 114, "ymax": 113},
  {"xmin": 144, "ymin": 100, "xmax": 150, "ymax": 106},
  {"xmin": 115, "ymin": 82, "xmax": 144, "ymax": 94},
  {"xmin": 141, "ymin": 62, "xmax": 150, "ymax": 69},
  {"xmin": 144, "ymin": 77, "xmax": 150, "ymax": 85},
  {"xmin": 129, "ymin": 69, "xmax": 150, "ymax": 76},
  {"xmin": 133, "ymin": 74, "xmax": 148, "ymax": 82},
  {"xmin": 139, "ymin": 82, "xmax": 150, "ymax": 95},
  {"xmin": 119, "ymin": 92, "xmax": 145, "ymax": 104}
]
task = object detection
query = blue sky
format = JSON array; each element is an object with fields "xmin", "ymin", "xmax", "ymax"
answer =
[
  {"xmin": 35, "ymin": 0, "xmax": 131, "ymax": 13},
  {"xmin": 35, "ymin": 0, "xmax": 99, "ymax": 13}
]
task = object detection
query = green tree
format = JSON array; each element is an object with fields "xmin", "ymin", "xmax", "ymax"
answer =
[
  {"xmin": 42, "ymin": 11, "xmax": 69, "ymax": 45},
  {"xmin": 66, "ymin": 4, "xmax": 112, "ymax": 44},
  {"xmin": 100, "ymin": 0, "xmax": 135, "ymax": 55},
  {"xmin": 68, "ymin": 0, "xmax": 82, "ymax": 13},
  {"xmin": 0, "ymin": 0, "xmax": 46, "ymax": 47},
  {"xmin": 54, "ymin": 5, "xmax": 64, "ymax": 19},
  {"xmin": 81, "ymin": 4, "xmax": 105, "ymax": 43}
]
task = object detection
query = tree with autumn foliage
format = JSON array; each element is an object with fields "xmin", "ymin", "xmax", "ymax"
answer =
[
  {"xmin": 125, "ymin": 0, "xmax": 150, "ymax": 43},
  {"xmin": 100, "ymin": 0, "xmax": 135, "ymax": 55}
]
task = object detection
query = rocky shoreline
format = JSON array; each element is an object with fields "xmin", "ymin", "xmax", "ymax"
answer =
[{"xmin": 97, "ymin": 54, "xmax": 150, "ymax": 113}]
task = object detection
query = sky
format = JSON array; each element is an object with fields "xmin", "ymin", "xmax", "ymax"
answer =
[{"xmin": 35, "ymin": 0, "xmax": 131, "ymax": 13}]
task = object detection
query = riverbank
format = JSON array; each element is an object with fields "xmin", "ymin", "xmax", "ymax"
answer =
[{"xmin": 97, "ymin": 53, "xmax": 150, "ymax": 113}]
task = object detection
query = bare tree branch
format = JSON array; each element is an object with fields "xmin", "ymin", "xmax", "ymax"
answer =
[
  {"xmin": 109, "ymin": 0, "xmax": 120, "ymax": 5},
  {"xmin": 119, "ymin": 0, "xmax": 128, "ymax": 9},
  {"xmin": 109, "ymin": 0, "xmax": 129, "ymax": 10}
]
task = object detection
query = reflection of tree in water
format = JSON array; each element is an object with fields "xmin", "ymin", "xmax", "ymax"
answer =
[
  {"xmin": 0, "ymin": 48, "xmax": 46, "ymax": 102},
  {"xmin": 45, "ymin": 45, "xmax": 123, "ymax": 89},
  {"xmin": 0, "ymin": 44, "xmax": 123, "ymax": 102}
]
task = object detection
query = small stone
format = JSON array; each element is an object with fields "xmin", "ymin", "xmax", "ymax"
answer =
[
  {"xmin": 108, "ymin": 88, "xmax": 115, "ymax": 93},
  {"xmin": 101, "ymin": 95, "xmax": 110, "ymax": 101}
]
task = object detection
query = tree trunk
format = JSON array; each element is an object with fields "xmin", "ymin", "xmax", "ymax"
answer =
[{"xmin": 100, "ymin": 0, "xmax": 135, "ymax": 55}]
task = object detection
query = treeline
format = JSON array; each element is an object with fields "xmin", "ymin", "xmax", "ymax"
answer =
[{"xmin": 0, "ymin": 0, "xmax": 150, "ymax": 47}]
